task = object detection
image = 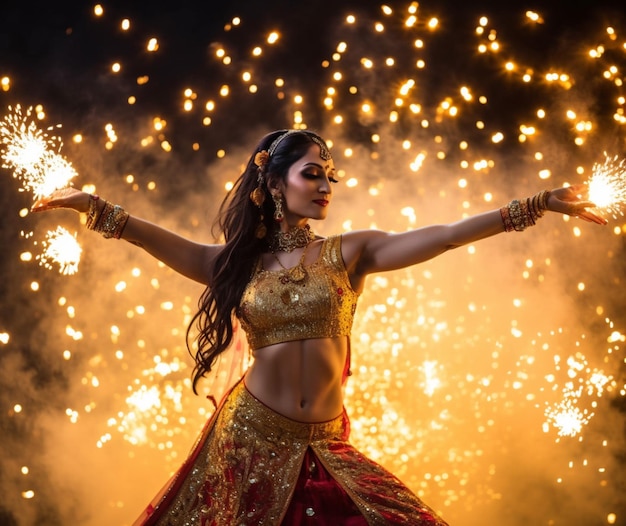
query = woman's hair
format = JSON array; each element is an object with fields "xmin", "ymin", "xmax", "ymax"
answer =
[{"xmin": 187, "ymin": 129, "xmax": 330, "ymax": 393}]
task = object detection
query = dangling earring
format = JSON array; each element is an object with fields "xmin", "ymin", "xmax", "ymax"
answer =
[{"xmin": 273, "ymin": 193, "xmax": 284, "ymax": 223}]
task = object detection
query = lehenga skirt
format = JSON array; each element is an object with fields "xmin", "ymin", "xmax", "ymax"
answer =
[{"xmin": 134, "ymin": 380, "xmax": 449, "ymax": 525}]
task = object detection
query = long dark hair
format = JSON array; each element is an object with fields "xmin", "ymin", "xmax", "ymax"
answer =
[{"xmin": 187, "ymin": 129, "xmax": 329, "ymax": 393}]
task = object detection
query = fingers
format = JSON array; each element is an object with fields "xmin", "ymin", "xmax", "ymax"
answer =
[
  {"xmin": 568, "ymin": 183, "xmax": 586, "ymax": 191},
  {"xmin": 31, "ymin": 197, "xmax": 54, "ymax": 212},
  {"xmin": 559, "ymin": 189, "xmax": 607, "ymax": 223},
  {"xmin": 571, "ymin": 199, "xmax": 608, "ymax": 224},
  {"xmin": 31, "ymin": 193, "xmax": 63, "ymax": 211},
  {"xmin": 30, "ymin": 187, "xmax": 80, "ymax": 212},
  {"xmin": 567, "ymin": 183, "xmax": 588, "ymax": 197},
  {"xmin": 576, "ymin": 210, "xmax": 608, "ymax": 225}
]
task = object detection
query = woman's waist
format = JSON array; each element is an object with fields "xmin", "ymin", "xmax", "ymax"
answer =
[
  {"xmin": 250, "ymin": 336, "xmax": 349, "ymax": 374},
  {"xmin": 243, "ymin": 367, "xmax": 345, "ymax": 423},
  {"xmin": 245, "ymin": 339, "xmax": 348, "ymax": 421},
  {"xmin": 227, "ymin": 380, "xmax": 348, "ymax": 441}
]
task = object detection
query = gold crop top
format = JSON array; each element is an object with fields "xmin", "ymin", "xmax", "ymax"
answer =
[{"xmin": 238, "ymin": 235, "xmax": 360, "ymax": 350}]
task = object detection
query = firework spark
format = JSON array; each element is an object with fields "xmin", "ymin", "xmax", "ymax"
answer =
[
  {"xmin": 545, "ymin": 402, "xmax": 592, "ymax": 438},
  {"xmin": 545, "ymin": 390, "xmax": 593, "ymax": 437},
  {"xmin": 419, "ymin": 360, "xmax": 443, "ymax": 396},
  {"xmin": 0, "ymin": 104, "xmax": 77, "ymax": 200},
  {"xmin": 587, "ymin": 154, "xmax": 626, "ymax": 218},
  {"xmin": 38, "ymin": 226, "xmax": 82, "ymax": 275}
]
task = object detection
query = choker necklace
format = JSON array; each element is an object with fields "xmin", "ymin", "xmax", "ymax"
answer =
[{"xmin": 269, "ymin": 224, "xmax": 315, "ymax": 253}]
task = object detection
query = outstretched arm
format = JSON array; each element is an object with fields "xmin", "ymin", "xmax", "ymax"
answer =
[
  {"xmin": 345, "ymin": 185, "xmax": 606, "ymax": 289},
  {"xmin": 32, "ymin": 187, "xmax": 218, "ymax": 284}
]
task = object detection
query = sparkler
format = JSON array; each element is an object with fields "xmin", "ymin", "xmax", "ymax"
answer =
[
  {"xmin": 587, "ymin": 154, "xmax": 626, "ymax": 218},
  {"xmin": 38, "ymin": 226, "xmax": 82, "ymax": 275},
  {"xmin": 0, "ymin": 104, "xmax": 77, "ymax": 201},
  {"xmin": 1, "ymin": 105, "xmax": 83, "ymax": 274}
]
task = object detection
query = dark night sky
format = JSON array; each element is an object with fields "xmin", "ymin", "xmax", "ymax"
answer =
[{"xmin": 2, "ymin": 0, "xmax": 624, "ymax": 136}]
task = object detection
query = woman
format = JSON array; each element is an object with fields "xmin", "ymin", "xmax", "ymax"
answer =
[{"xmin": 32, "ymin": 129, "xmax": 606, "ymax": 525}]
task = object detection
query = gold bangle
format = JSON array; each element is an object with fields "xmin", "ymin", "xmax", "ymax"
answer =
[
  {"xmin": 501, "ymin": 190, "xmax": 550, "ymax": 232},
  {"xmin": 86, "ymin": 194, "xmax": 101, "ymax": 229},
  {"xmin": 88, "ymin": 199, "xmax": 130, "ymax": 239},
  {"xmin": 500, "ymin": 205, "xmax": 515, "ymax": 232}
]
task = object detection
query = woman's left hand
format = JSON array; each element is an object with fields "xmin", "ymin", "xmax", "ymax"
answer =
[
  {"xmin": 31, "ymin": 187, "xmax": 90, "ymax": 213},
  {"xmin": 547, "ymin": 184, "xmax": 608, "ymax": 225}
]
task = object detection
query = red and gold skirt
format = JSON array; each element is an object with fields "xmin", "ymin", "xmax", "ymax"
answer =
[{"xmin": 134, "ymin": 380, "xmax": 448, "ymax": 525}]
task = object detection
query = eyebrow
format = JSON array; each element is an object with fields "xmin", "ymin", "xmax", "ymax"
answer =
[{"xmin": 303, "ymin": 162, "xmax": 335, "ymax": 171}]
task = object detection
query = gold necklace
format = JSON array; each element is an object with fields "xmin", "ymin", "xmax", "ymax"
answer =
[
  {"xmin": 271, "ymin": 243, "xmax": 310, "ymax": 284},
  {"xmin": 269, "ymin": 224, "xmax": 315, "ymax": 253}
]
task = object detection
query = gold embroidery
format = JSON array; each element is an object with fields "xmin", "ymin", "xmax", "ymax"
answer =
[
  {"xmin": 239, "ymin": 235, "xmax": 359, "ymax": 350},
  {"xmin": 148, "ymin": 381, "xmax": 448, "ymax": 525}
]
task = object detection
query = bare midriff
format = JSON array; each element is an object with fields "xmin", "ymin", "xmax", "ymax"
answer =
[{"xmin": 244, "ymin": 336, "xmax": 349, "ymax": 423}]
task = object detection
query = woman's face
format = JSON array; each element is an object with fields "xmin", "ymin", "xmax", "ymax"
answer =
[{"xmin": 277, "ymin": 144, "xmax": 337, "ymax": 226}]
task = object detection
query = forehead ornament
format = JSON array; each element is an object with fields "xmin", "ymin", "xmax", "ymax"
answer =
[{"xmin": 268, "ymin": 130, "xmax": 332, "ymax": 160}]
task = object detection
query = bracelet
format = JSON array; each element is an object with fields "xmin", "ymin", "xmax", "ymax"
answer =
[
  {"xmin": 86, "ymin": 194, "xmax": 101, "ymax": 229},
  {"xmin": 87, "ymin": 196, "xmax": 130, "ymax": 239},
  {"xmin": 501, "ymin": 190, "xmax": 550, "ymax": 232}
]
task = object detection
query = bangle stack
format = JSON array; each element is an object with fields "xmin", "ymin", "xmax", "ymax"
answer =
[
  {"xmin": 86, "ymin": 194, "xmax": 130, "ymax": 239},
  {"xmin": 500, "ymin": 190, "xmax": 550, "ymax": 232}
]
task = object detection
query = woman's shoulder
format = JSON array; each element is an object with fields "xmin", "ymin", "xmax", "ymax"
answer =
[
  {"xmin": 329, "ymin": 229, "xmax": 386, "ymax": 270},
  {"xmin": 337, "ymin": 229, "xmax": 387, "ymax": 246}
]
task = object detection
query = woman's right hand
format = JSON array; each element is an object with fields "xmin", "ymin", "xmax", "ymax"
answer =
[
  {"xmin": 546, "ymin": 184, "xmax": 607, "ymax": 225},
  {"xmin": 31, "ymin": 187, "xmax": 91, "ymax": 214}
]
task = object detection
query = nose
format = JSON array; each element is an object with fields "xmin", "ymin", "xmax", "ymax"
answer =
[{"xmin": 319, "ymin": 176, "xmax": 332, "ymax": 195}]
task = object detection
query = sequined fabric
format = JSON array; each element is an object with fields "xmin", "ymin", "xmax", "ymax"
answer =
[
  {"xmin": 239, "ymin": 235, "xmax": 359, "ymax": 350},
  {"xmin": 281, "ymin": 447, "xmax": 369, "ymax": 525},
  {"xmin": 135, "ymin": 380, "xmax": 449, "ymax": 526}
]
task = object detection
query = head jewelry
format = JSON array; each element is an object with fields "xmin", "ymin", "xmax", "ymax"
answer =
[
  {"xmin": 250, "ymin": 130, "xmax": 331, "ymax": 239},
  {"xmin": 266, "ymin": 130, "xmax": 331, "ymax": 161}
]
